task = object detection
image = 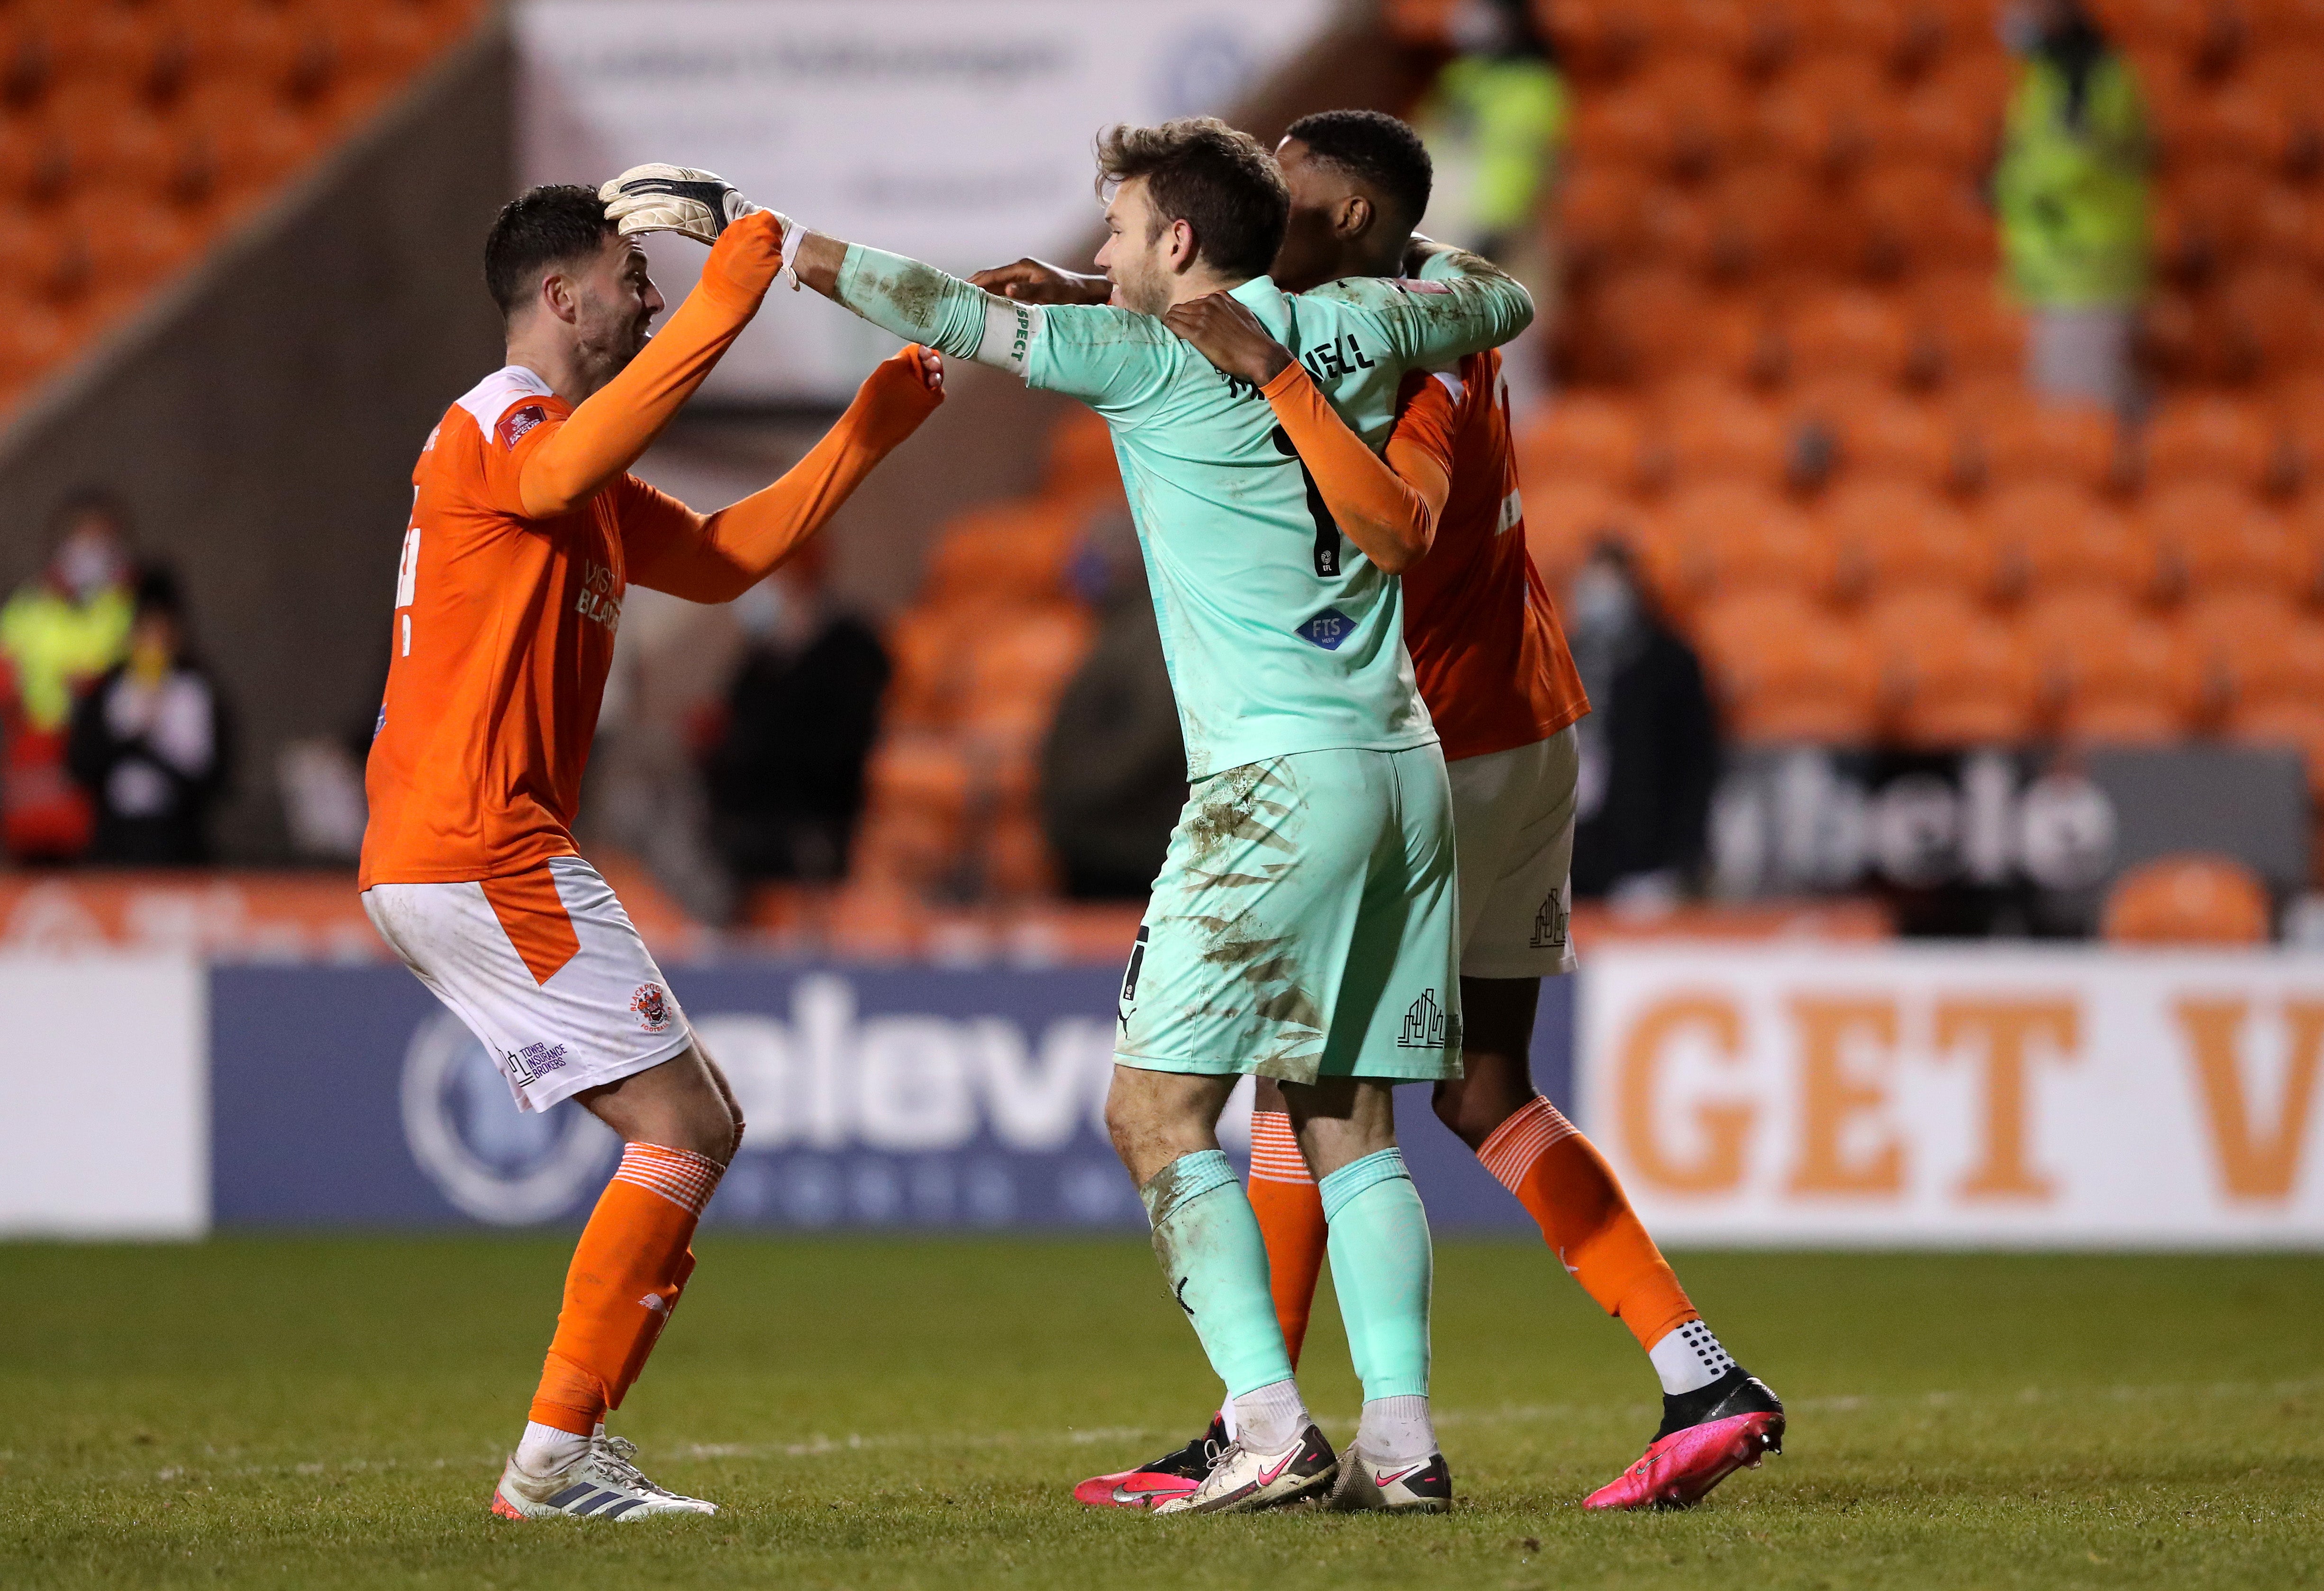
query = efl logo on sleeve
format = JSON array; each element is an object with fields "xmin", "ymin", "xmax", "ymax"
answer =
[{"xmin": 497, "ymin": 404, "xmax": 547, "ymax": 449}]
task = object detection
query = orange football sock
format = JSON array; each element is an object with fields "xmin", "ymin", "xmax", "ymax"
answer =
[
  {"xmin": 527, "ymin": 1143, "xmax": 724, "ymax": 1436},
  {"xmin": 1245, "ymin": 1110, "xmax": 1327, "ymax": 1368},
  {"xmin": 1477, "ymin": 1096, "xmax": 1699, "ymax": 1354}
]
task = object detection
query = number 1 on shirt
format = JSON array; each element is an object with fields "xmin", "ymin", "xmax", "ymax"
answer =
[{"xmin": 1271, "ymin": 425, "xmax": 1343, "ymax": 579}]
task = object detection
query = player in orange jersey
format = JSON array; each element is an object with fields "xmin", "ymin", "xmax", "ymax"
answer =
[
  {"xmin": 986, "ymin": 111, "xmax": 1783, "ymax": 1513},
  {"xmin": 359, "ymin": 180, "xmax": 942, "ymax": 1520}
]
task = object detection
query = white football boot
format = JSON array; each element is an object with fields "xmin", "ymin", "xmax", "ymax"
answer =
[
  {"xmin": 1330, "ymin": 1445, "xmax": 1455, "ymax": 1513},
  {"xmin": 490, "ymin": 1434, "xmax": 718, "ymax": 1520},
  {"xmin": 1150, "ymin": 1423, "xmax": 1338, "ymax": 1515}
]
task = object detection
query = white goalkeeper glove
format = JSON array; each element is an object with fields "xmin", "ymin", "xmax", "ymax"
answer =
[{"xmin": 599, "ymin": 165, "xmax": 764, "ymax": 246}]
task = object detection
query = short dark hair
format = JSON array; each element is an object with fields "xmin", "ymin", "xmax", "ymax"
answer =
[
  {"xmin": 483, "ymin": 184, "xmax": 617, "ymax": 318},
  {"xmin": 1284, "ymin": 109, "xmax": 1434, "ymax": 231},
  {"xmin": 1096, "ymin": 117, "xmax": 1289, "ymax": 282}
]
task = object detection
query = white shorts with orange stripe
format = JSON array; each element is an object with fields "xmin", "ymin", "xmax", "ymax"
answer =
[
  {"xmin": 362, "ymin": 854, "xmax": 693, "ymax": 1113},
  {"xmin": 1447, "ymin": 726, "xmax": 1580, "ymax": 981}
]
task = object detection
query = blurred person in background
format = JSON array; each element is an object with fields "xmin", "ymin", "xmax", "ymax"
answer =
[
  {"xmin": 702, "ymin": 539, "xmax": 889, "ymax": 885},
  {"xmin": 1039, "ymin": 510, "xmax": 1185, "ymax": 900},
  {"xmin": 1994, "ymin": 0, "xmax": 2151, "ymax": 412},
  {"xmin": 1408, "ymin": 0, "xmax": 1565, "ymax": 420},
  {"xmin": 0, "ymin": 492, "xmax": 136, "ymax": 862},
  {"xmin": 67, "ymin": 566, "xmax": 229, "ymax": 866},
  {"xmin": 1567, "ymin": 540, "xmax": 1717, "ymax": 907}
]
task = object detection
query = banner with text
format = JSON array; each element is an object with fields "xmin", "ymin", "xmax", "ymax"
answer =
[
  {"xmin": 517, "ymin": 0, "xmax": 1332, "ymax": 401},
  {"xmin": 1578, "ymin": 946, "xmax": 2324, "ymax": 1247}
]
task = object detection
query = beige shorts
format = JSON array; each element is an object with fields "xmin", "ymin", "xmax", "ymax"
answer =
[
  {"xmin": 363, "ymin": 855, "xmax": 692, "ymax": 1112},
  {"xmin": 1447, "ymin": 726, "xmax": 1580, "ymax": 980}
]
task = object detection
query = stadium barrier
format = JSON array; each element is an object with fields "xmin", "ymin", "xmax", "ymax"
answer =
[{"xmin": 5, "ymin": 949, "xmax": 2315, "ymax": 1245}]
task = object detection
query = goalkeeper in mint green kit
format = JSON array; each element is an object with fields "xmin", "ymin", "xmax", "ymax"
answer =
[{"xmin": 603, "ymin": 118, "xmax": 1531, "ymax": 1515}]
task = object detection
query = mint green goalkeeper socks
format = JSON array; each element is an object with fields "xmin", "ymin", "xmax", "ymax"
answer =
[
  {"xmin": 1321, "ymin": 1148, "xmax": 1434, "ymax": 1402},
  {"xmin": 1140, "ymin": 1150, "xmax": 1298, "ymax": 1400}
]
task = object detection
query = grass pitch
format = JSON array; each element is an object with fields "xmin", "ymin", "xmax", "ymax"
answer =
[{"xmin": 3, "ymin": 1238, "xmax": 2319, "ymax": 1590}]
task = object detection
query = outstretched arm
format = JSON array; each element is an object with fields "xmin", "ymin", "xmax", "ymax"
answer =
[
  {"xmin": 1363, "ymin": 233, "xmax": 1534, "ymax": 368},
  {"xmin": 517, "ymin": 210, "xmax": 787, "ymax": 519},
  {"xmin": 790, "ymin": 231, "xmax": 1035, "ymax": 372},
  {"xmin": 623, "ymin": 345, "xmax": 944, "ymax": 603},
  {"xmin": 1163, "ymin": 293, "xmax": 1456, "ymax": 576}
]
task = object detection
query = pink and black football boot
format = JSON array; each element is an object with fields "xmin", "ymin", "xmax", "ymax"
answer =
[
  {"xmin": 1584, "ymin": 1367, "xmax": 1785, "ymax": 1511},
  {"xmin": 1071, "ymin": 1416, "xmax": 1226, "ymax": 1511}
]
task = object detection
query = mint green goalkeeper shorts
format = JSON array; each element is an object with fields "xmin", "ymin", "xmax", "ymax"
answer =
[{"xmin": 1114, "ymin": 744, "xmax": 1463, "ymax": 1086}]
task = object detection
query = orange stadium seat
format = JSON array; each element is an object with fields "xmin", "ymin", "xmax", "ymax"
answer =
[
  {"xmin": 1656, "ymin": 377, "xmax": 1793, "ymax": 485},
  {"xmin": 2217, "ymin": 262, "xmax": 2322, "ymax": 384},
  {"xmin": 1697, "ymin": 591, "xmax": 1883, "ymax": 743},
  {"xmin": 880, "ymin": 606, "xmax": 973, "ymax": 731},
  {"xmin": 1538, "ymin": 0, "xmax": 1652, "ymax": 81},
  {"xmin": 982, "ymin": 807, "xmax": 1060, "ymax": 899},
  {"xmin": 1960, "ymin": 389, "xmax": 2120, "ymax": 490},
  {"xmin": 1893, "ymin": 58, "xmax": 2008, "ymax": 172},
  {"xmin": 919, "ymin": 502, "xmax": 1083, "ymax": 608},
  {"xmin": 1821, "ymin": 392, "xmax": 1957, "ymax": 487},
  {"xmin": 2101, "ymin": 854, "xmax": 2272, "ymax": 945},
  {"xmin": 1914, "ymin": 269, "xmax": 2028, "ymax": 384},
  {"xmin": 2144, "ymin": 481, "xmax": 2305, "ymax": 595},
  {"xmin": 1630, "ymin": 52, "xmax": 1751, "ymax": 175},
  {"xmin": 1663, "ymin": 479, "xmax": 1839, "ymax": 601},
  {"xmin": 1557, "ymin": 162, "xmax": 1650, "ymax": 268},
  {"xmin": 1382, "ymin": 0, "xmax": 1466, "ymax": 45},
  {"xmin": 1754, "ymin": 51, "xmax": 1895, "ymax": 173},
  {"xmin": 1985, "ymin": 481, "xmax": 2160, "ymax": 601},
  {"xmin": 1825, "ymin": 479, "xmax": 1998, "ymax": 600},
  {"xmin": 2217, "ymin": 608, "xmax": 2324, "ymax": 709},
  {"xmin": 2184, "ymin": 586, "xmax": 2309, "ymax": 696},
  {"xmin": 1855, "ymin": 162, "xmax": 1997, "ymax": 278},
  {"xmin": 2050, "ymin": 611, "xmax": 2207, "ymax": 743},
  {"xmin": 2155, "ymin": 161, "xmax": 2273, "ymax": 279},
  {"xmin": 959, "ymin": 607, "xmax": 1093, "ymax": 741},
  {"xmin": 1878, "ymin": 605, "xmax": 2041, "ymax": 748},
  {"xmin": 1524, "ymin": 479, "xmax": 1653, "ymax": 583},
  {"xmin": 1518, "ymin": 395, "xmax": 1649, "ymax": 489},
  {"xmin": 1042, "ymin": 410, "xmax": 1121, "ymax": 502},
  {"xmin": 2142, "ymin": 394, "xmax": 2284, "ymax": 490},
  {"xmin": 1706, "ymin": 160, "xmax": 1824, "ymax": 280},
  {"xmin": 1783, "ymin": 288, "xmax": 1916, "ymax": 384},
  {"xmin": 1636, "ymin": 181, "xmax": 1721, "ymax": 275},
  {"xmin": 1652, "ymin": 0, "xmax": 1761, "ymax": 66}
]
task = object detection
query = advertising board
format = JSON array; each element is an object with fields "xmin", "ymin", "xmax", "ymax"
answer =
[{"xmin": 1579, "ymin": 946, "xmax": 2324, "ymax": 1247}]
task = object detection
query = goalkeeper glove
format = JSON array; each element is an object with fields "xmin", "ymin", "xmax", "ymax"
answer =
[{"xmin": 600, "ymin": 165, "xmax": 763, "ymax": 246}]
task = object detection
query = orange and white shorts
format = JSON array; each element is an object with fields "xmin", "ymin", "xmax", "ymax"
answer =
[
  {"xmin": 362, "ymin": 855, "xmax": 693, "ymax": 1113},
  {"xmin": 1446, "ymin": 726, "xmax": 1580, "ymax": 981}
]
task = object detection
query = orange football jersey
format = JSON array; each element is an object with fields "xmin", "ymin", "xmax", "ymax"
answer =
[
  {"xmin": 1395, "ymin": 349, "xmax": 1589, "ymax": 762},
  {"xmin": 359, "ymin": 367, "xmax": 693, "ymax": 888}
]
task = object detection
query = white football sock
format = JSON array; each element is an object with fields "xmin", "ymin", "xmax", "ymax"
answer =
[
  {"xmin": 1231, "ymin": 1378, "xmax": 1309, "ymax": 1454},
  {"xmin": 1649, "ymin": 1319, "xmax": 1737, "ymax": 1396},
  {"xmin": 515, "ymin": 1421, "xmax": 590, "ymax": 1475},
  {"xmin": 1356, "ymin": 1394, "xmax": 1436, "ymax": 1465},
  {"xmin": 1217, "ymin": 1395, "xmax": 1237, "ymax": 1442}
]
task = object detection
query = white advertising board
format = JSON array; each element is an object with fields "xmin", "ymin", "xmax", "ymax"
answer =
[
  {"xmin": 1578, "ymin": 947, "xmax": 2324, "ymax": 1247},
  {"xmin": 517, "ymin": 0, "xmax": 1334, "ymax": 401},
  {"xmin": 0, "ymin": 954, "xmax": 207, "ymax": 1237}
]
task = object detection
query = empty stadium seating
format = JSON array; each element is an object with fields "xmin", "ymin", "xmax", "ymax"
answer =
[{"xmin": 0, "ymin": 0, "xmax": 486, "ymax": 414}]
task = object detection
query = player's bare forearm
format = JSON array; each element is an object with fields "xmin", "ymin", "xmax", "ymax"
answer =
[
  {"xmin": 1162, "ymin": 293, "xmax": 1293, "ymax": 388},
  {"xmin": 1258, "ymin": 361, "xmax": 1445, "ymax": 577},
  {"xmin": 630, "ymin": 346, "xmax": 943, "ymax": 602},
  {"xmin": 967, "ymin": 258, "xmax": 1110, "ymax": 306}
]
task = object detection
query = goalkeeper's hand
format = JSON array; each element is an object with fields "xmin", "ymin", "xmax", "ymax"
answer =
[{"xmin": 600, "ymin": 165, "xmax": 765, "ymax": 246}]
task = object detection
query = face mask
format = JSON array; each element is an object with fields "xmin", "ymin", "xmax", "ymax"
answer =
[
  {"xmin": 1570, "ymin": 564, "xmax": 1637, "ymax": 636},
  {"xmin": 54, "ymin": 531, "xmax": 125, "ymax": 604}
]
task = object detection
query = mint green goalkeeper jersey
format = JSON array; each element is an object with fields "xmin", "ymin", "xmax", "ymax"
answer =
[{"xmin": 833, "ymin": 246, "xmax": 1532, "ymax": 777}]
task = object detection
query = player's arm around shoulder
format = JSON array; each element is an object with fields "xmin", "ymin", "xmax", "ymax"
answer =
[{"xmin": 1315, "ymin": 237, "xmax": 1534, "ymax": 368}]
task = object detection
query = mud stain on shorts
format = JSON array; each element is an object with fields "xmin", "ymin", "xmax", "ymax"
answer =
[{"xmin": 1182, "ymin": 761, "xmax": 1295, "ymax": 868}]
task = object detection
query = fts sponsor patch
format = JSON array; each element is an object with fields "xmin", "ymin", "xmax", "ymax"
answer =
[
  {"xmin": 1295, "ymin": 608, "xmax": 1353, "ymax": 651},
  {"xmin": 631, "ymin": 983, "xmax": 672, "ymax": 1033},
  {"xmin": 497, "ymin": 403, "xmax": 547, "ymax": 449}
]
